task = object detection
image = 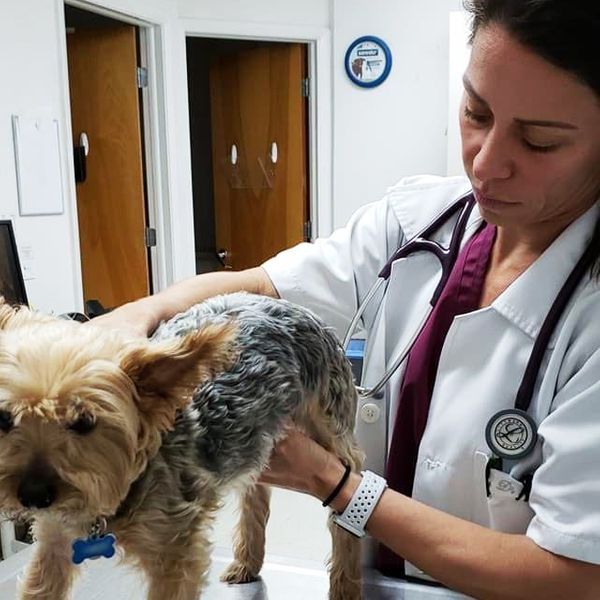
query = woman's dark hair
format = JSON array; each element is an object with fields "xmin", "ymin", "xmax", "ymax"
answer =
[
  {"xmin": 463, "ymin": 0, "xmax": 600, "ymax": 276},
  {"xmin": 463, "ymin": 0, "xmax": 599, "ymax": 96}
]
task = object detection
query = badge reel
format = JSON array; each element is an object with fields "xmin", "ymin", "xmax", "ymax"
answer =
[{"xmin": 485, "ymin": 408, "xmax": 538, "ymax": 460}]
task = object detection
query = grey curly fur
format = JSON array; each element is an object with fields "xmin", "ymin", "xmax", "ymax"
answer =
[
  {"xmin": 116, "ymin": 292, "xmax": 358, "ymax": 513},
  {"xmin": 8, "ymin": 292, "xmax": 363, "ymax": 598}
]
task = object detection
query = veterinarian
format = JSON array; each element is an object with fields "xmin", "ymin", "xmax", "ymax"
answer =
[{"xmin": 96, "ymin": 0, "xmax": 600, "ymax": 597}]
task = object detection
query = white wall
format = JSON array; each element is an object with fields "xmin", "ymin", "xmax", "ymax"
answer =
[
  {"xmin": 0, "ymin": 0, "xmax": 468, "ymax": 310},
  {"xmin": 447, "ymin": 10, "xmax": 472, "ymax": 176},
  {"xmin": 0, "ymin": 0, "xmax": 184, "ymax": 311},
  {"xmin": 0, "ymin": 1, "xmax": 81, "ymax": 313},
  {"xmin": 176, "ymin": 0, "xmax": 465, "ymax": 229},
  {"xmin": 332, "ymin": 0, "xmax": 464, "ymax": 225},
  {"xmin": 177, "ymin": 0, "xmax": 331, "ymax": 28}
]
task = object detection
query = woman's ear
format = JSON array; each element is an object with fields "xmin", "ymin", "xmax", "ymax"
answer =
[{"xmin": 119, "ymin": 321, "xmax": 237, "ymax": 430}]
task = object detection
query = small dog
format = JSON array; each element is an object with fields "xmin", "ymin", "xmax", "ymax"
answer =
[{"xmin": 0, "ymin": 292, "xmax": 363, "ymax": 600}]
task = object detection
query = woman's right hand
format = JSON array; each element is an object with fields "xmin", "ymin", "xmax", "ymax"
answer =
[{"xmin": 88, "ymin": 299, "xmax": 159, "ymax": 339}]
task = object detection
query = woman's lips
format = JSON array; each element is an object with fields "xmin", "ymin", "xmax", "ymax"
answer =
[{"xmin": 474, "ymin": 189, "xmax": 516, "ymax": 211}]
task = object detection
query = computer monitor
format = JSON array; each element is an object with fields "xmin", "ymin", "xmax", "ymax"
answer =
[{"xmin": 0, "ymin": 220, "xmax": 28, "ymax": 306}]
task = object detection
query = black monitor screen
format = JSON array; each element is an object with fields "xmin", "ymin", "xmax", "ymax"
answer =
[{"xmin": 0, "ymin": 220, "xmax": 28, "ymax": 306}]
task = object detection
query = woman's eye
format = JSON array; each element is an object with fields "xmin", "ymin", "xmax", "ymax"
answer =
[
  {"xmin": 523, "ymin": 140, "xmax": 560, "ymax": 153},
  {"xmin": 0, "ymin": 410, "xmax": 13, "ymax": 433},
  {"xmin": 463, "ymin": 106, "xmax": 491, "ymax": 125},
  {"xmin": 68, "ymin": 413, "xmax": 96, "ymax": 435}
]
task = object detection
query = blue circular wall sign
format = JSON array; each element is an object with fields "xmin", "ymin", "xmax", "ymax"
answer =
[{"xmin": 345, "ymin": 36, "xmax": 393, "ymax": 88}]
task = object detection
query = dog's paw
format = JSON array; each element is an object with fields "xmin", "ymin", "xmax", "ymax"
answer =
[{"xmin": 220, "ymin": 561, "xmax": 259, "ymax": 584}]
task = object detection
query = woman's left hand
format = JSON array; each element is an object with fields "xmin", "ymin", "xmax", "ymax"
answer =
[{"xmin": 258, "ymin": 428, "xmax": 347, "ymax": 502}]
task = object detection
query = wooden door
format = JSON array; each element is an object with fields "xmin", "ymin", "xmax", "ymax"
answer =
[
  {"xmin": 67, "ymin": 25, "xmax": 149, "ymax": 308},
  {"xmin": 209, "ymin": 44, "xmax": 308, "ymax": 271}
]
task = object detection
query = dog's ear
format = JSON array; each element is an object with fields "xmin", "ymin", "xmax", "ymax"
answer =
[
  {"xmin": 0, "ymin": 297, "xmax": 55, "ymax": 330},
  {"xmin": 119, "ymin": 321, "xmax": 237, "ymax": 430},
  {"xmin": 0, "ymin": 296, "xmax": 20, "ymax": 330}
]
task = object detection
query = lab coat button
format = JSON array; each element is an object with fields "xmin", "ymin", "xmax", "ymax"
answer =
[{"xmin": 360, "ymin": 403, "xmax": 381, "ymax": 423}]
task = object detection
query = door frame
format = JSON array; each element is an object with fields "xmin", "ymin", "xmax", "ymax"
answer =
[
  {"xmin": 56, "ymin": 4, "xmax": 333, "ymax": 296},
  {"xmin": 57, "ymin": 0, "xmax": 175, "ymax": 300},
  {"xmin": 182, "ymin": 19, "xmax": 333, "ymax": 245}
]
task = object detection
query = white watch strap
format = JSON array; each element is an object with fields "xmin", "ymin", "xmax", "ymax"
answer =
[{"xmin": 332, "ymin": 470, "xmax": 387, "ymax": 538}]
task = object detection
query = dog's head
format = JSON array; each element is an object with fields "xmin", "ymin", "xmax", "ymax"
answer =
[{"xmin": 0, "ymin": 298, "xmax": 235, "ymax": 521}]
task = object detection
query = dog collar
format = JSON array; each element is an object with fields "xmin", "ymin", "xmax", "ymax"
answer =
[{"xmin": 72, "ymin": 517, "xmax": 117, "ymax": 565}]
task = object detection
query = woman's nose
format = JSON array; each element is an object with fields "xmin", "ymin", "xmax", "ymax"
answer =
[{"xmin": 471, "ymin": 128, "xmax": 514, "ymax": 183}]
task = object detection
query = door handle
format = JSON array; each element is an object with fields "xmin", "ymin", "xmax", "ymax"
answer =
[
  {"xmin": 73, "ymin": 132, "xmax": 90, "ymax": 183},
  {"xmin": 80, "ymin": 132, "xmax": 90, "ymax": 156},
  {"xmin": 216, "ymin": 248, "xmax": 232, "ymax": 269},
  {"xmin": 269, "ymin": 141, "xmax": 278, "ymax": 163}
]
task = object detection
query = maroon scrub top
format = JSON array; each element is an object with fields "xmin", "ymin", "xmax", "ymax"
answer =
[{"xmin": 377, "ymin": 222, "xmax": 497, "ymax": 577}]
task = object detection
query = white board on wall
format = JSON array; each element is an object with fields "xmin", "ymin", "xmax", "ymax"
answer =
[
  {"xmin": 447, "ymin": 11, "xmax": 472, "ymax": 177},
  {"xmin": 11, "ymin": 115, "xmax": 64, "ymax": 216}
]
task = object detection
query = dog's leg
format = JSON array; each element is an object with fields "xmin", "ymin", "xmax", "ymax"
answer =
[
  {"xmin": 220, "ymin": 484, "xmax": 271, "ymax": 584},
  {"xmin": 145, "ymin": 554, "xmax": 207, "ymax": 600},
  {"xmin": 136, "ymin": 521, "xmax": 212, "ymax": 600},
  {"xmin": 328, "ymin": 513, "xmax": 362, "ymax": 600},
  {"xmin": 17, "ymin": 521, "xmax": 77, "ymax": 600},
  {"xmin": 302, "ymin": 370, "xmax": 364, "ymax": 600},
  {"xmin": 323, "ymin": 431, "xmax": 364, "ymax": 600}
]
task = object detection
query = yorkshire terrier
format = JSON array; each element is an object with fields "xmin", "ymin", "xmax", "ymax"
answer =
[{"xmin": 0, "ymin": 292, "xmax": 363, "ymax": 600}]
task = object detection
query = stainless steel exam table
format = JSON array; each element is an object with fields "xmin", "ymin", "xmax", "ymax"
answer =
[{"xmin": 0, "ymin": 545, "xmax": 472, "ymax": 599}]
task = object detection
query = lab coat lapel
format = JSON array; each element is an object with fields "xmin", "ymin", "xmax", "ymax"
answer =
[{"xmin": 492, "ymin": 201, "xmax": 600, "ymax": 344}]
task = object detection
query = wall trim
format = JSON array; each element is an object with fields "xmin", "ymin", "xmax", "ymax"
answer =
[
  {"xmin": 56, "ymin": 0, "xmax": 177, "ymax": 292},
  {"xmin": 179, "ymin": 18, "xmax": 334, "ymax": 246}
]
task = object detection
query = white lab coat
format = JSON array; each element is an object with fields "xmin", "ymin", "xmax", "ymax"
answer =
[{"xmin": 263, "ymin": 175, "xmax": 600, "ymax": 588}]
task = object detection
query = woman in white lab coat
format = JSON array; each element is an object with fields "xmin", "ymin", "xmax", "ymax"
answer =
[{"xmin": 98, "ymin": 0, "xmax": 600, "ymax": 596}]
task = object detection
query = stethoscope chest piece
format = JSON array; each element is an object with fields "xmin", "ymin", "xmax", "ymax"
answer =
[{"xmin": 485, "ymin": 408, "xmax": 538, "ymax": 460}]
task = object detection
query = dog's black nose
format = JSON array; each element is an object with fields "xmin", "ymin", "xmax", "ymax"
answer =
[{"xmin": 17, "ymin": 478, "xmax": 57, "ymax": 509}]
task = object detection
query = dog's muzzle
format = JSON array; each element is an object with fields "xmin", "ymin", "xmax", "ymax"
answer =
[{"xmin": 18, "ymin": 468, "xmax": 58, "ymax": 509}]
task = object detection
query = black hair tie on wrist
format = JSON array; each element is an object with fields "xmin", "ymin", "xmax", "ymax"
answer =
[{"xmin": 322, "ymin": 463, "xmax": 351, "ymax": 507}]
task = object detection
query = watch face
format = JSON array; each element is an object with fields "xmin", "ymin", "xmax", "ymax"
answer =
[
  {"xmin": 345, "ymin": 36, "xmax": 392, "ymax": 88},
  {"xmin": 486, "ymin": 409, "xmax": 537, "ymax": 459}
]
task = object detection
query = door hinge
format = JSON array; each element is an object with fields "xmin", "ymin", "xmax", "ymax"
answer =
[
  {"xmin": 304, "ymin": 221, "xmax": 312, "ymax": 240},
  {"xmin": 137, "ymin": 67, "xmax": 148, "ymax": 89},
  {"xmin": 301, "ymin": 77, "xmax": 310, "ymax": 98},
  {"xmin": 144, "ymin": 227, "xmax": 157, "ymax": 248}
]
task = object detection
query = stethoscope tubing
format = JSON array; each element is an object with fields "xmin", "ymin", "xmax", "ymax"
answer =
[
  {"xmin": 353, "ymin": 306, "xmax": 433, "ymax": 399},
  {"xmin": 345, "ymin": 192, "xmax": 475, "ymax": 399}
]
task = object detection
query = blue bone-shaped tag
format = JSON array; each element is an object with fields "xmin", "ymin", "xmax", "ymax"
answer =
[{"xmin": 72, "ymin": 534, "xmax": 117, "ymax": 565}]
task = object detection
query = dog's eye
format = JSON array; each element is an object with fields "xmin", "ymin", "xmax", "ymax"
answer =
[
  {"xmin": 0, "ymin": 410, "xmax": 13, "ymax": 433},
  {"xmin": 68, "ymin": 413, "xmax": 96, "ymax": 435}
]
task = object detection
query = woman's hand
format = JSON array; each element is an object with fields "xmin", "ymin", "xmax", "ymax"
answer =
[
  {"xmin": 89, "ymin": 300, "xmax": 159, "ymax": 339},
  {"xmin": 259, "ymin": 428, "xmax": 352, "ymax": 504}
]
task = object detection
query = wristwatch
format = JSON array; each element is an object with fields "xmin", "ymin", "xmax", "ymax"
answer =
[{"xmin": 332, "ymin": 470, "xmax": 387, "ymax": 538}]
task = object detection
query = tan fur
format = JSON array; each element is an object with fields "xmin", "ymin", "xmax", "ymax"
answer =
[
  {"xmin": 0, "ymin": 298, "xmax": 364, "ymax": 600},
  {"xmin": 220, "ymin": 484, "xmax": 271, "ymax": 584},
  {"xmin": 0, "ymin": 298, "xmax": 236, "ymax": 599},
  {"xmin": 116, "ymin": 488, "xmax": 221, "ymax": 600}
]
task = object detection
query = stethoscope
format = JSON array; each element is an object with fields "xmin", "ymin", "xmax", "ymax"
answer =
[{"xmin": 343, "ymin": 191, "xmax": 599, "ymax": 461}]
